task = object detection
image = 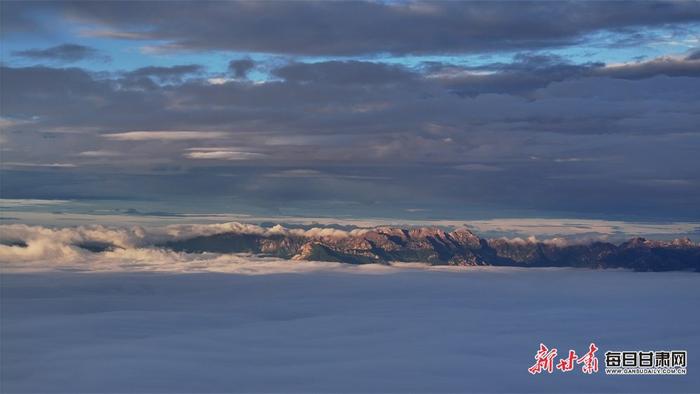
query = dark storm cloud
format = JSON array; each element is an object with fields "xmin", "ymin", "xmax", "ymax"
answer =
[
  {"xmin": 229, "ymin": 58, "xmax": 255, "ymax": 79},
  {"xmin": 593, "ymin": 56, "xmax": 700, "ymax": 79},
  {"xmin": 687, "ymin": 49, "xmax": 700, "ymax": 60},
  {"xmin": 2, "ymin": 51, "xmax": 699, "ymax": 219},
  {"xmin": 5, "ymin": 1, "xmax": 700, "ymax": 55},
  {"xmin": 273, "ymin": 61, "xmax": 418, "ymax": 85},
  {"xmin": 0, "ymin": 1, "xmax": 46, "ymax": 35},
  {"xmin": 2, "ymin": 56, "xmax": 699, "ymax": 134},
  {"xmin": 0, "ymin": 66, "xmax": 169, "ymax": 130},
  {"xmin": 12, "ymin": 43, "xmax": 107, "ymax": 63},
  {"xmin": 429, "ymin": 54, "xmax": 604, "ymax": 97},
  {"xmin": 121, "ymin": 64, "xmax": 204, "ymax": 87},
  {"xmin": 432, "ymin": 53, "xmax": 700, "ymax": 96}
]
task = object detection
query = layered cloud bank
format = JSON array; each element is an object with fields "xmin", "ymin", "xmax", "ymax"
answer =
[
  {"xmin": 5, "ymin": 1, "xmax": 700, "ymax": 55},
  {"xmin": 0, "ymin": 222, "xmax": 371, "ymax": 273},
  {"xmin": 2, "ymin": 2, "xmax": 699, "ymax": 220}
]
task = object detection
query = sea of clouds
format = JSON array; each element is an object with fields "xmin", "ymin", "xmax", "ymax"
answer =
[
  {"xmin": 2, "ymin": 268, "xmax": 699, "ymax": 393},
  {"xmin": 0, "ymin": 222, "xmax": 375, "ymax": 273},
  {"xmin": 1, "ymin": 222, "xmax": 699, "ymax": 392}
]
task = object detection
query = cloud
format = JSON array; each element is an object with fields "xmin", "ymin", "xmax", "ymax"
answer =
[
  {"xmin": 687, "ymin": 48, "xmax": 700, "ymax": 60},
  {"xmin": 0, "ymin": 222, "xmax": 375, "ymax": 268},
  {"xmin": 12, "ymin": 43, "xmax": 107, "ymax": 63},
  {"xmin": 266, "ymin": 169, "xmax": 325, "ymax": 178},
  {"xmin": 229, "ymin": 58, "xmax": 255, "ymax": 79},
  {"xmin": 0, "ymin": 199, "xmax": 70, "ymax": 208},
  {"xmin": 1, "ymin": 46, "xmax": 699, "ymax": 220},
  {"xmin": 80, "ymin": 29, "xmax": 151, "ymax": 40},
  {"xmin": 184, "ymin": 149, "xmax": 267, "ymax": 161},
  {"xmin": 553, "ymin": 157, "xmax": 591, "ymax": 163},
  {"xmin": 428, "ymin": 54, "xmax": 603, "ymax": 96},
  {"xmin": 2, "ymin": 268, "xmax": 698, "ymax": 393},
  {"xmin": 2, "ymin": 162, "xmax": 77, "ymax": 168},
  {"xmin": 103, "ymin": 131, "xmax": 229, "ymax": 141},
  {"xmin": 594, "ymin": 55, "xmax": 700, "ymax": 79},
  {"xmin": 273, "ymin": 61, "xmax": 417, "ymax": 85},
  {"xmin": 0, "ymin": 224, "xmax": 145, "ymax": 264},
  {"xmin": 1, "ymin": 1, "xmax": 699, "ymax": 225},
  {"xmin": 463, "ymin": 218, "xmax": 700, "ymax": 239},
  {"xmin": 77, "ymin": 150, "xmax": 122, "ymax": 157},
  {"xmin": 454, "ymin": 164, "xmax": 503, "ymax": 172},
  {"xmin": 430, "ymin": 52, "xmax": 700, "ymax": 96},
  {"xmin": 16, "ymin": 1, "xmax": 700, "ymax": 55},
  {"xmin": 124, "ymin": 64, "xmax": 203, "ymax": 81}
]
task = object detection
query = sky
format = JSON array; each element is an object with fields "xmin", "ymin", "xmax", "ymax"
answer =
[{"xmin": 1, "ymin": 1, "xmax": 700, "ymax": 224}]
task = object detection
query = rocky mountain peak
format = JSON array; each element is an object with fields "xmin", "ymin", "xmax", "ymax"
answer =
[
  {"xmin": 670, "ymin": 237, "xmax": 695, "ymax": 248},
  {"xmin": 164, "ymin": 225, "xmax": 700, "ymax": 272},
  {"xmin": 407, "ymin": 227, "xmax": 448, "ymax": 239},
  {"xmin": 621, "ymin": 237, "xmax": 650, "ymax": 248}
]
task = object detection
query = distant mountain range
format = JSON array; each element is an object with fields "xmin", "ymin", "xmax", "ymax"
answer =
[{"xmin": 163, "ymin": 227, "xmax": 700, "ymax": 272}]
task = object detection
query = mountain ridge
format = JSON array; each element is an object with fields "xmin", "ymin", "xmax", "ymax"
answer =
[{"xmin": 164, "ymin": 226, "xmax": 700, "ymax": 272}]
